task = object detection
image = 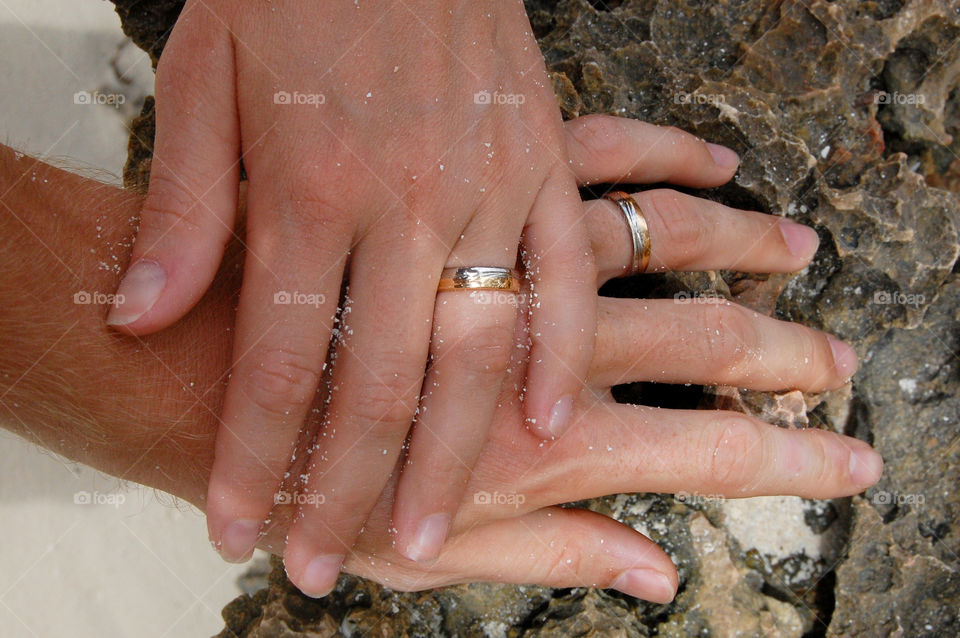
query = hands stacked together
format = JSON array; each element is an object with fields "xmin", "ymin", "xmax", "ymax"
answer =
[{"xmin": 52, "ymin": 0, "xmax": 881, "ymax": 601}]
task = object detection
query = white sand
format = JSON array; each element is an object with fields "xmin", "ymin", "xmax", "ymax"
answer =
[
  {"xmin": 0, "ymin": 0, "xmax": 153, "ymax": 182},
  {"xmin": 0, "ymin": 2, "xmax": 262, "ymax": 636}
]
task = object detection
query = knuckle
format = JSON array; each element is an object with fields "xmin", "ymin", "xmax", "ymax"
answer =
[
  {"xmin": 702, "ymin": 416, "xmax": 766, "ymax": 491},
  {"xmin": 808, "ymin": 435, "xmax": 831, "ymax": 486},
  {"xmin": 565, "ymin": 243, "xmax": 600, "ymax": 288},
  {"xmin": 386, "ymin": 198, "xmax": 443, "ymax": 243},
  {"xmin": 521, "ymin": 99, "xmax": 562, "ymax": 136},
  {"xmin": 378, "ymin": 566, "xmax": 441, "ymax": 592},
  {"xmin": 534, "ymin": 219, "xmax": 599, "ymax": 289},
  {"xmin": 565, "ymin": 114, "xmax": 626, "ymax": 160},
  {"xmin": 662, "ymin": 125, "xmax": 687, "ymax": 139},
  {"xmin": 802, "ymin": 332, "xmax": 833, "ymax": 389},
  {"xmin": 347, "ymin": 365, "xmax": 421, "ymax": 432},
  {"xmin": 155, "ymin": 45, "xmax": 222, "ymax": 125},
  {"xmin": 143, "ymin": 171, "xmax": 206, "ymax": 235},
  {"xmin": 795, "ymin": 331, "xmax": 819, "ymax": 380},
  {"xmin": 394, "ymin": 151, "xmax": 445, "ymax": 189},
  {"xmin": 283, "ymin": 158, "xmax": 442, "ymax": 246},
  {"xmin": 662, "ymin": 125, "xmax": 706, "ymax": 157},
  {"xmin": 392, "ymin": 185, "xmax": 462, "ymax": 242},
  {"xmin": 445, "ymin": 323, "xmax": 515, "ymax": 380},
  {"xmin": 641, "ymin": 189, "xmax": 709, "ymax": 267},
  {"xmin": 543, "ymin": 535, "xmax": 587, "ymax": 584},
  {"xmin": 380, "ymin": 576, "xmax": 419, "ymax": 593},
  {"xmin": 285, "ymin": 161, "xmax": 358, "ymax": 219},
  {"xmin": 698, "ymin": 303, "xmax": 758, "ymax": 381},
  {"xmin": 154, "ymin": 49, "xmax": 192, "ymax": 97},
  {"xmin": 811, "ymin": 431, "xmax": 844, "ymax": 486},
  {"xmin": 260, "ymin": 190, "xmax": 358, "ymax": 245},
  {"xmin": 243, "ymin": 348, "xmax": 321, "ymax": 419},
  {"xmin": 299, "ymin": 496, "xmax": 361, "ymax": 534},
  {"xmin": 284, "ymin": 160, "xmax": 328, "ymax": 203}
]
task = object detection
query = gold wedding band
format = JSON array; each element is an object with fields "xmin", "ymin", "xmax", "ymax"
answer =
[
  {"xmin": 604, "ymin": 191, "xmax": 651, "ymax": 275},
  {"xmin": 437, "ymin": 267, "xmax": 521, "ymax": 292}
]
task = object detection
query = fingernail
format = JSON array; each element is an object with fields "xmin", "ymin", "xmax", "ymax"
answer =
[
  {"xmin": 297, "ymin": 554, "xmax": 344, "ymax": 598},
  {"xmin": 778, "ymin": 221, "xmax": 820, "ymax": 260},
  {"xmin": 218, "ymin": 519, "xmax": 261, "ymax": 563},
  {"xmin": 611, "ymin": 569, "xmax": 676, "ymax": 604},
  {"xmin": 827, "ymin": 336, "xmax": 859, "ymax": 378},
  {"xmin": 106, "ymin": 260, "xmax": 166, "ymax": 326},
  {"xmin": 705, "ymin": 143, "xmax": 739, "ymax": 170},
  {"xmin": 547, "ymin": 395, "xmax": 575, "ymax": 438},
  {"xmin": 403, "ymin": 513, "xmax": 451, "ymax": 563},
  {"xmin": 849, "ymin": 448, "xmax": 883, "ymax": 486}
]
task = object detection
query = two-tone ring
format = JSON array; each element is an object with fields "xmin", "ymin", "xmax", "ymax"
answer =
[
  {"xmin": 438, "ymin": 193, "xmax": 650, "ymax": 291},
  {"xmin": 437, "ymin": 267, "xmax": 521, "ymax": 293},
  {"xmin": 604, "ymin": 191, "xmax": 651, "ymax": 275}
]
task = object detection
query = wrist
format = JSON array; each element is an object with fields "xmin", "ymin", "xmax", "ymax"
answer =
[{"xmin": 0, "ymin": 146, "xmax": 224, "ymax": 510}]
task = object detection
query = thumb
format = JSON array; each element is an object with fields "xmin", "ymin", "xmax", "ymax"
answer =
[{"xmin": 108, "ymin": 3, "xmax": 240, "ymax": 333}]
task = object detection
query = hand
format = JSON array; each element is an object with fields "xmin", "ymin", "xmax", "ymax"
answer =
[
  {"xmin": 105, "ymin": 0, "xmax": 601, "ymax": 591},
  {"xmin": 312, "ymin": 116, "xmax": 876, "ymax": 598},
  {"xmin": 0, "ymin": 115, "xmax": 880, "ymax": 603}
]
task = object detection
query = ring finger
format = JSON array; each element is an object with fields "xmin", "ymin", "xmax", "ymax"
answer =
[
  {"xmin": 585, "ymin": 190, "xmax": 820, "ymax": 283},
  {"xmin": 282, "ymin": 233, "xmax": 441, "ymax": 598}
]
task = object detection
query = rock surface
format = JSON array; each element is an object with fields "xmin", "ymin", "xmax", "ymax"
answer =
[{"xmin": 110, "ymin": 0, "xmax": 960, "ymax": 635}]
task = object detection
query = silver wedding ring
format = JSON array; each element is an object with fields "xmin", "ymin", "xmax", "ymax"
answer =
[{"xmin": 604, "ymin": 191, "xmax": 651, "ymax": 275}]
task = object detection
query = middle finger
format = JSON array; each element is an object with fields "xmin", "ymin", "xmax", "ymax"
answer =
[{"xmin": 283, "ymin": 232, "xmax": 441, "ymax": 598}]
